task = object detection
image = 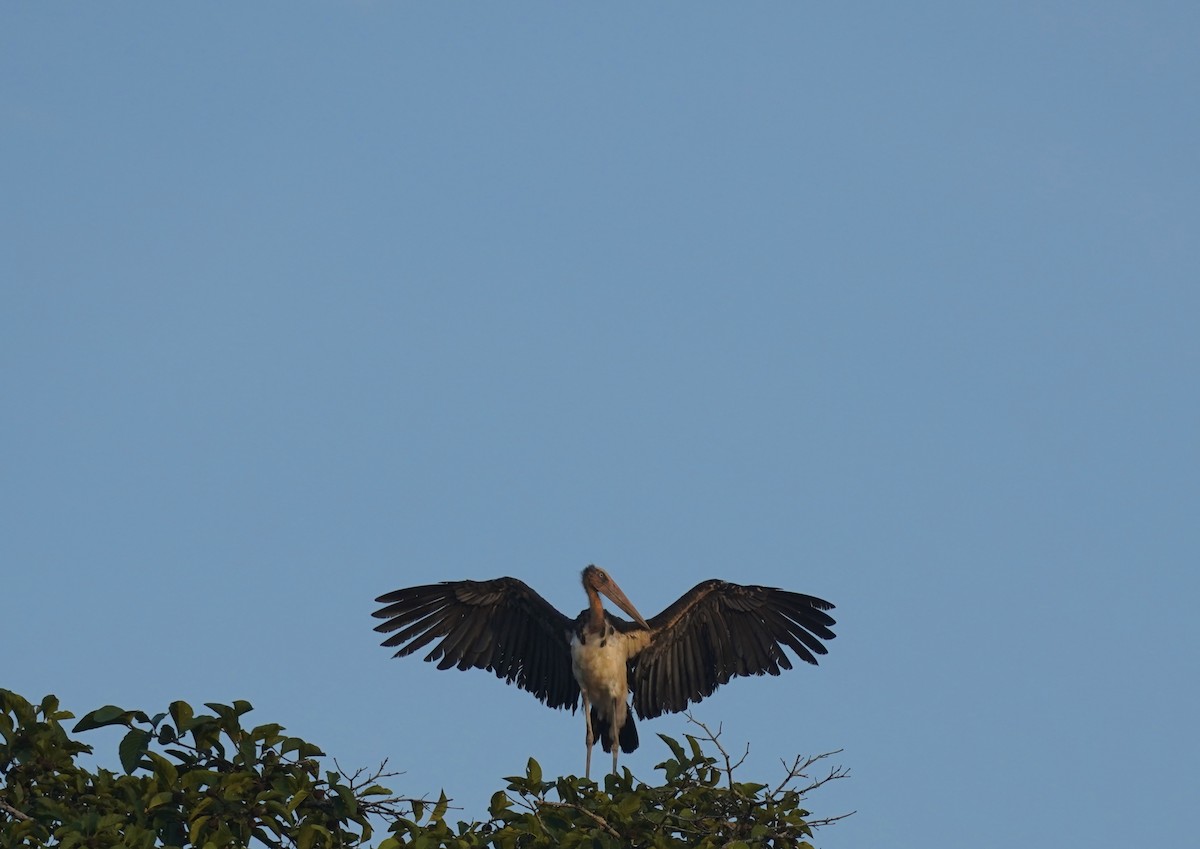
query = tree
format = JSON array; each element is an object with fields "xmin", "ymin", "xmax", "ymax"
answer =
[{"xmin": 0, "ymin": 689, "xmax": 849, "ymax": 848}]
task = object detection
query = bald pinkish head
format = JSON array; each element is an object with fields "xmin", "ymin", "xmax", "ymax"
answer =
[{"xmin": 581, "ymin": 565, "xmax": 650, "ymax": 629}]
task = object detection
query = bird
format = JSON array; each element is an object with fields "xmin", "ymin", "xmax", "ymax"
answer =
[{"xmin": 372, "ymin": 565, "xmax": 836, "ymax": 778}]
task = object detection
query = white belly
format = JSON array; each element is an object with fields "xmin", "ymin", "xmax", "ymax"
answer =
[{"xmin": 571, "ymin": 627, "xmax": 630, "ymax": 708}]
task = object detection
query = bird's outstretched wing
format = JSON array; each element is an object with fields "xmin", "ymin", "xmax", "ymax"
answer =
[
  {"xmin": 628, "ymin": 580, "xmax": 836, "ymax": 719},
  {"xmin": 372, "ymin": 578, "xmax": 580, "ymax": 711}
]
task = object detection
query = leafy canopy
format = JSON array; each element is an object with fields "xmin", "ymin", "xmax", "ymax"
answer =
[{"xmin": 0, "ymin": 689, "xmax": 848, "ymax": 848}]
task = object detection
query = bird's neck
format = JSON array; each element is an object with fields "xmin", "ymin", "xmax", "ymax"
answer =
[{"xmin": 586, "ymin": 587, "xmax": 606, "ymax": 633}]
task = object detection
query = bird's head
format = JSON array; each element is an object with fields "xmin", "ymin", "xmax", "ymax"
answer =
[{"xmin": 582, "ymin": 564, "xmax": 650, "ymax": 629}]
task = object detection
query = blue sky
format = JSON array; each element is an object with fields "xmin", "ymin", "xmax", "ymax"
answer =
[{"xmin": 3, "ymin": 3, "xmax": 1197, "ymax": 847}]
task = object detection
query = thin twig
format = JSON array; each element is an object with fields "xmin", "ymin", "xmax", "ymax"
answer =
[
  {"xmin": 798, "ymin": 764, "xmax": 851, "ymax": 797},
  {"xmin": 329, "ymin": 757, "xmax": 451, "ymax": 817},
  {"xmin": 685, "ymin": 713, "xmax": 744, "ymax": 789},
  {"xmin": 774, "ymin": 749, "xmax": 847, "ymax": 797},
  {"xmin": 807, "ymin": 810, "xmax": 857, "ymax": 828}
]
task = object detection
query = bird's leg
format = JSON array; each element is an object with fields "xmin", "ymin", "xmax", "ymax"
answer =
[
  {"xmin": 610, "ymin": 696, "xmax": 620, "ymax": 776},
  {"xmin": 582, "ymin": 694, "xmax": 594, "ymax": 780}
]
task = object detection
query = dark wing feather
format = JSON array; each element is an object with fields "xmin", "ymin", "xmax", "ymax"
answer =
[
  {"xmin": 628, "ymin": 580, "xmax": 836, "ymax": 720},
  {"xmin": 372, "ymin": 577, "xmax": 580, "ymax": 711}
]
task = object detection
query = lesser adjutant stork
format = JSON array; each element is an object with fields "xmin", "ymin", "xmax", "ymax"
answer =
[{"xmin": 372, "ymin": 565, "xmax": 836, "ymax": 778}]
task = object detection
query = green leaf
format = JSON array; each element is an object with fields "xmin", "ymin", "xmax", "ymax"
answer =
[
  {"xmin": 145, "ymin": 751, "xmax": 178, "ymax": 785},
  {"xmin": 119, "ymin": 727, "xmax": 153, "ymax": 773},
  {"xmin": 526, "ymin": 757, "xmax": 542, "ymax": 785},
  {"xmin": 146, "ymin": 790, "xmax": 174, "ymax": 810},
  {"xmin": 188, "ymin": 815, "xmax": 210, "ymax": 844},
  {"xmin": 237, "ymin": 731, "xmax": 257, "ymax": 765},
  {"xmin": 616, "ymin": 792, "xmax": 642, "ymax": 817},
  {"xmin": 297, "ymin": 824, "xmax": 317, "ymax": 849},
  {"xmin": 735, "ymin": 781, "xmax": 768, "ymax": 797},
  {"xmin": 73, "ymin": 704, "xmax": 131, "ymax": 732},
  {"xmin": 657, "ymin": 733, "xmax": 686, "ymax": 762},
  {"xmin": 204, "ymin": 700, "xmax": 254, "ymax": 722},
  {"xmin": 334, "ymin": 783, "xmax": 358, "ymax": 814},
  {"xmin": 431, "ymin": 790, "xmax": 449, "ymax": 822},
  {"xmin": 286, "ymin": 789, "xmax": 309, "ymax": 814},
  {"xmin": 250, "ymin": 722, "xmax": 284, "ymax": 742},
  {"xmin": 169, "ymin": 700, "xmax": 194, "ymax": 732},
  {"xmin": 489, "ymin": 790, "xmax": 511, "ymax": 815}
]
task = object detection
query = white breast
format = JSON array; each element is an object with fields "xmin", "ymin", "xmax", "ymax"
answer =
[{"xmin": 570, "ymin": 625, "xmax": 631, "ymax": 706}]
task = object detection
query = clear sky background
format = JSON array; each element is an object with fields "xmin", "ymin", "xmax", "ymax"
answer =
[{"xmin": 3, "ymin": 4, "xmax": 1197, "ymax": 847}]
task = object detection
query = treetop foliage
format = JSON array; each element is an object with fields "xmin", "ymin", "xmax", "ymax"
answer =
[{"xmin": 0, "ymin": 689, "xmax": 848, "ymax": 848}]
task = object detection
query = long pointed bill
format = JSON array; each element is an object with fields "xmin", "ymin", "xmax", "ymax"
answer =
[{"xmin": 599, "ymin": 579, "xmax": 650, "ymax": 629}]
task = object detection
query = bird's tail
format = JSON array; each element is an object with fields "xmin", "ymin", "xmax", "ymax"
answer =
[{"xmin": 591, "ymin": 703, "xmax": 639, "ymax": 754}]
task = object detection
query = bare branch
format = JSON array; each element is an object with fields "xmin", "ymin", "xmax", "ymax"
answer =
[
  {"xmin": 807, "ymin": 809, "xmax": 857, "ymax": 829},
  {"xmin": 331, "ymin": 757, "xmax": 456, "ymax": 817},
  {"xmin": 539, "ymin": 800, "xmax": 622, "ymax": 839},
  {"xmin": 798, "ymin": 763, "xmax": 851, "ymax": 798},
  {"xmin": 773, "ymin": 749, "xmax": 848, "ymax": 798},
  {"xmin": 0, "ymin": 796, "xmax": 32, "ymax": 822},
  {"xmin": 684, "ymin": 713, "xmax": 744, "ymax": 789},
  {"xmin": 731, "ymin": 741, "xmax": 751, "ymax": 773}
]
